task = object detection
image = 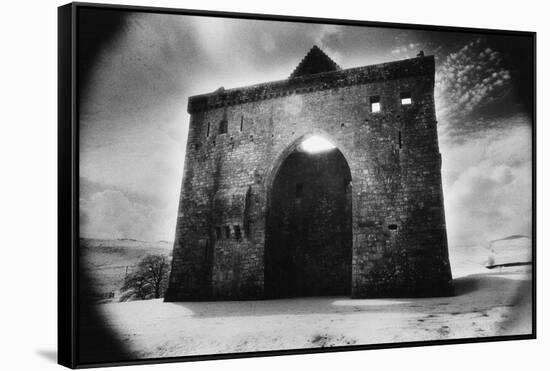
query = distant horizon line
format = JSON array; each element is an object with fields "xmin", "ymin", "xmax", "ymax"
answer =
[{"xmin": 80, "ymin": 236, "xmax": 174, "ymax": 244}]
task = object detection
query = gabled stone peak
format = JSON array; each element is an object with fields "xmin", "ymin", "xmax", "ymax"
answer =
[{"xmin": 289, "ymin": 45, "xmax": 341, "ymax": 79}]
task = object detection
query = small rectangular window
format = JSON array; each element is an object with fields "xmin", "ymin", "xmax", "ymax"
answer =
[
  {"xmin": 224, "ymin": 226, "xmax": 231, "ymax": 239},
  {"xmin": 295, "ymin": 183, "xmax": 303, "ymax": 198},
  {"xmin": 370, "ymin": 96, "xmax": 381, "ymax": 113},
  {"xmin": 400, "ymin": 92, "xmax": 412, "ymax": 105},
  {"xmin": 234, "ymin": 225, "xmax": 241, "ymax": 240},
  {"xmin": 215, "ymin": 227, "xmax": 221, "ymax": 240}
]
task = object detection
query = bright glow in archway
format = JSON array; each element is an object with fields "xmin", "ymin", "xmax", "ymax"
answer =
[{"xmin": 300, "ymin": 136, "xmax": 336, "ymax": 153}]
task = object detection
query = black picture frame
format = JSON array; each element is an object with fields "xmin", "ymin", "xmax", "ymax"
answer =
[{"xmin": 58, "ymin": 2, "xmax": 536, "ymax": 368}]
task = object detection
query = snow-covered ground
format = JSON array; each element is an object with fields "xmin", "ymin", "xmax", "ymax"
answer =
[
  {"xmin": 86, "ymin": 236, "xmax": 532, "ymax": 359},
  {"xmin": 98, "ymin": 270, "xmax": 531, "ymax": 359}
]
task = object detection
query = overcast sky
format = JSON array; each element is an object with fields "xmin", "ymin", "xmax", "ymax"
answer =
[{"xmin": 78, "ymin": 9, "xmax": 533, "ymax": 249}]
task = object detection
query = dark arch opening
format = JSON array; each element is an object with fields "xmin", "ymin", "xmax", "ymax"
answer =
[{"xmin": 265, "ymin": 141, "xmax": 352, "ymax": 298}]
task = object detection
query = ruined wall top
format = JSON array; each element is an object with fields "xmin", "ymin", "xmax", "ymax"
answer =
[{"xmin": 187, "ymin": 53, "xmax": 435, "ymax": 114}]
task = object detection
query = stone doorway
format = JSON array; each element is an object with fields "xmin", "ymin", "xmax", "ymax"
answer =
[{"xmin": 265, "ymin": 137, "xmax": 352, "ymax": 298}]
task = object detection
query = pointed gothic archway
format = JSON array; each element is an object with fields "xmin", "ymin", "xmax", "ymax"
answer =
[{"xmin": 264, "ymin": 136, "xmax": 353, "ymax": 298}]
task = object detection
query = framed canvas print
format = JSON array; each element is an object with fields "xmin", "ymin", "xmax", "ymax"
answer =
[{"xmin": 58, "ymin": 2, "xmax": 536, "ymax": 368}]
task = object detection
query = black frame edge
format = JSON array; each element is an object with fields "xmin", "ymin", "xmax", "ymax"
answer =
[
  {"xmin": 74, "ymin": 335, "xmax": 535, "ymax": 369},
  {"xmin": 531, "ymin": 32, "xmax": 537, "ymax": 340},
  {"xmin": 58, "ymin": 2, "xmax": 77, "ymax": 369}
]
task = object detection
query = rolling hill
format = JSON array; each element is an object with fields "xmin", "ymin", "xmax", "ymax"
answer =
[{"xmin": 80, "ymin": 238, "xmax": 172, "ymax": 302}]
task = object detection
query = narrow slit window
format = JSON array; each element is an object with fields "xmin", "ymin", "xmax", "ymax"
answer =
[
  {"xmin": 240, "ymin": 116, "xmax": 244, "ymax": 132},
  {"xmin": 398, "ymin": 130, "xmax": 402, "ymax": 149},
  {"xmin": 370, "ymin": 96, "xmax": 381, "ymax": 113},
  {"xmin": 219, "ymin": 120, "xmax": 228, "ymax": 134},
  {"xmin": 204, "ymin": 240, "xmax": 211, "ymax": 263},
  {"xmin": 234, "ymin": 225, "xmax": 241, "ymax": 240},
  {"xmin": 401, "ymin": 92, "xmax": 412, "ymax": 105},
  {"xmin": 223, "ymin": 226, "xmax": 231, "ymax": 239},
  {"xmin": 295, "ymin": 183, "xmax": 303, "ymax": 198},
  {"xmin": 206, "ymin": 122, "xmax": 211, "ymax": 137}
]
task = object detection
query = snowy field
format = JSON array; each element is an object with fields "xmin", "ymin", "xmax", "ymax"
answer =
[
  {"xmin": 98, "ymin": 270, "xmax": 531, "ymax": 359},
  {"xmin": 84, "ymin": 236, "xmax": 532, "ymax": 359}
]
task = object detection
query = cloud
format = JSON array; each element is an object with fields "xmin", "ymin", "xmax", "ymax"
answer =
[
  {"xmin": 442, "ymin": 122, "xmax": 532, "ymax": 247},
  {"xmin": 388, "ymin": 30, "xmax": 436, "ymax": 60},
  {"xmin": 313, "ymin": 25, "xmax": 345, "ymax": 64},
  {"xmin": 418, "ymin": 36, "xmax": 532, "ymax": 249},
  {"xmin": 80, "ymin": 189, "xmax": 176, "ymax": 241},
  {"xmin": 390, "ymin": 42, "xmax": 422, "ymax": 56},
  {"xmin": 435, "ymin": 38, "xmax": 513, "ymax": 137}
]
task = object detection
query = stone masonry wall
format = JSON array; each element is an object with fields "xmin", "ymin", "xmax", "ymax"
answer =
[{"xmin": 164, "ymin": 55, "xmax": 453, "ymax": 301}]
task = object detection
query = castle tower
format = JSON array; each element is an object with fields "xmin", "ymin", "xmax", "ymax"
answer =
[{"xmin": 165, "ymin": 46, "xmax": 453, "ymax": 301}]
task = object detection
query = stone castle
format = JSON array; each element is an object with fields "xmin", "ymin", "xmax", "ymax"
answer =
[{"xmin": 165, "ymin": 46, "xmax": 453, "ymax": 301}]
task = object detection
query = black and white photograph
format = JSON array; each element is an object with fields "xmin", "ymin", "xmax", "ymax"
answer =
[{"xmin": 58, "ymin": 1, "xmax": 535, "ymax": 368}]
